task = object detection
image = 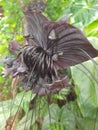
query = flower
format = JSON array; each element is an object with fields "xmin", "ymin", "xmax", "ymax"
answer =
[{"xmin": 1, "ymin": 8, "xmax": 98, "ymax": 96}]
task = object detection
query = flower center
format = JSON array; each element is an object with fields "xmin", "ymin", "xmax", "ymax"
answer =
[{"xmin": 23, "ymin": 46, "xmax": 57, "ymax": 82}]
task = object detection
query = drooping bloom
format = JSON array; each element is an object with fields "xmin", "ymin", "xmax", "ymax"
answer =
[{"xmin": 1, "ymin": 4, "xmax": 98, "ymax": 96}]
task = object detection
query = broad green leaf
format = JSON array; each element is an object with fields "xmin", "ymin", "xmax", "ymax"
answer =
[
  {"xmin": 88, "ymin": 37, "xmax": 98, "ymax": 50},
  {"xmin": 0, "ymin": 99, "xmax": 19, "ymax": 130},
  {"xmin": 70, "ymin": 0, "xmax": 98, "ymax": 28},
  {"xmin": 85, "ymin": 19, "xmax": 98, "ymax": 37},
  {"xmin": 71, "ymin": 60, "xmax": 98, "ymax": 119},
  {"xmin": 0, "ymin": 91, "xmax": 35, "ymax": 130},
  {"xmin": 16, "ymin": 110, "xmax": 37, "ymax": 130},
  {"xmin": 76, "ymin": 117, "xmax": 98, "ymax": 130},
  {"xmin": 60, "ymin": 106, "xmax": 76, "ymax": 130},
  {"xmin": 66, "ymin": 101, "xmax": 98, "ymax": 130},
  {"xmin": 14, "ymin": 91, "xmax": 36, "ymax": 113},
  {"xmin": 42, "ymin": 104, "xmax": 76, "ymax": 130}
]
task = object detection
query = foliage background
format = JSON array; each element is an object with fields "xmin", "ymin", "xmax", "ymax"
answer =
[{"xmin": 0, "ymin": 0, "xmax": 98, "ymax": 130}]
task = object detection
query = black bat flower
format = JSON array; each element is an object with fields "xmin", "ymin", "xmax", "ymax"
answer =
[
  {"xmin": 2, "ymin": 5, "xmax": 98, "ymax": 96},
  {"xmin": 21, "ymin": 9, "xmax": 98, "ymax": 95}
]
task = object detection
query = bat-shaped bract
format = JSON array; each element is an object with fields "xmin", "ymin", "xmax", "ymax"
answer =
[
  {"xmin": 23, "ymin": 10, "xmax": 98, "ymax": 68},
  {"xmin": 2, "ymin": 5, "xmax": 98, "ymax": 96}
]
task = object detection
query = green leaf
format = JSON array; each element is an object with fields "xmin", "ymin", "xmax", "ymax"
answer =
[
  {"xmin": 71, "ymin": 60, "xmax": 98, "ymax": 119},
  {"xmin": 88, "ymin": 37, "xmax": 98, "ymax": 50},
  {"xmin": 85, "ymin": 19, "xmax": 98, "ymax": 37},
  {"xmin": 71, "ymin": 0, "xmax": 98, "ymax": 27},
  {"xmin": 0, "ymin": 99, "xmax": 19, "ymax": 130},
  {"xmin": 42, "ymin": 104, "xmax": 76, "ymax": 130},
  {"xmin": 76, "ymin": 117, "xmax": 98, "ymax": 130},
  {"xmin": 16, "ymin": 110, "xmax": 37, "ymax": 130},
  {"xmin": 0, "ymin": 91, "xmax": 35, "ymax": 130}
]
